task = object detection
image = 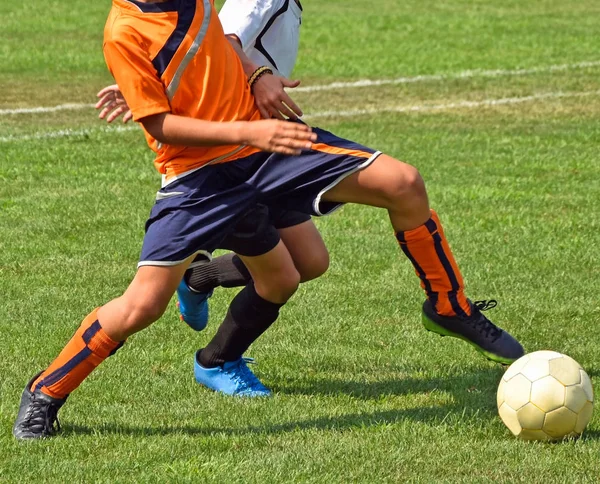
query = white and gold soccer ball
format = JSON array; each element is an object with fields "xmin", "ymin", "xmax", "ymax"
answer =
[{"xmin": 497, "ymin": 350, "xmax": 594, "ymax": 441}]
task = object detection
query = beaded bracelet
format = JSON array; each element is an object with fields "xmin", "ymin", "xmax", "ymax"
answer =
[{"xmin": 248, "ymin": 66, "xmax": 273, "ymax": 89}]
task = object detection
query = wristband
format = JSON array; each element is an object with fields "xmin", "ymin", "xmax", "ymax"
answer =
[{"xmin": 248, "ymin": 66, "xmax": 273, "ymax": 89}]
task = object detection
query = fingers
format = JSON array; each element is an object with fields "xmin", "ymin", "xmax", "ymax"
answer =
[
  {"xmin": 95, "ymin": 93, "xmax": 113, "ymax": 110},
  {"xmin": 269, "ymin": 108, "xmax": 286, "ymax": 121},
  {"xmin": 106, "ymin": 105, "xmax": 128, "ymax": 123},
  {"xmin": 96, "ymin": 84, "xmax": 119, "ymax": 98},
  {"xmin": 270, "ymin": 123, "xmax": 317, "ymax": 154},
  {"xmin": 98, "ymin": 105, "xmax": 113, "ymax": 120},
  {"xmin": 285, "ymin": 124, "xmax": 317, "ymax": 143},
  {"xmin": 272, "ymin": 138, "xmax": 313, "ymax": 155},
  {"xmin": 258, "ymin": 105, "xmax": 271, "ymax": 120},
  {"xmin": 281, "ymin": 94, "xmax": 302, "ymax": 118},
  {"xmin": 277, "ymin": 101, "xmax": 301, "ymax": 120},
  {"xmin": 281, "ymin": 78, "xmax": 301, "ymax": 89},
  {"xmin": 259, "ymin": 98, "xmax": 302, "ymax": 120},
  {"xmin": 98, "ymin": 102, "xmax": 130, "ymax": 124}
]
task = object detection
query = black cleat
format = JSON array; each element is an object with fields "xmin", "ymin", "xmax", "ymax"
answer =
[
  {"xmin": 422, "ymin": 299, "xmax": 525, "ymax": 365},
  {"xmin": 13, "ymin": 372, "xmax": 66, "ymax": 440}
]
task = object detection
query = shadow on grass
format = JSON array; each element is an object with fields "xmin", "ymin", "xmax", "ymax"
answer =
[
  {"xmin": 61, "ymin": 405, "xmax": 473, "ymax": 438},
  {"xmin": 273, "ymin": 366, "xmax": 503, "ymax": 402},
  {"xmin": 61, "ymin": 366, "xmax": 502, "ymax": 438}
]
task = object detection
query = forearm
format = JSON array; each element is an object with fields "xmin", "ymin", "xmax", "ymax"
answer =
[
  {"xmin": 226, "ymin": 34, "xmax": 258, "ymax": 77},
  {"xmin": 142, "ymin": 113, "xmax": 249, "ymax": 147}
]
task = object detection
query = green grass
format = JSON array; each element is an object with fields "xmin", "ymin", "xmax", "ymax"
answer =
[{"xmin": 1, "ymin": 0, "xmax": 600, "ymax": 482}]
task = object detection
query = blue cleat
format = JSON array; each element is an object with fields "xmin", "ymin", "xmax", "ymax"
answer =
[
  {"xmin": 176, "ymin": 280, "xmax": 212, "ymax": 331},
  {"xmin": 194, "ymin": 353, "xmax": 271, "ymax": 397}
]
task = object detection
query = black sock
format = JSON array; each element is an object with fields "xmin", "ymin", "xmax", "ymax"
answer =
[
  {"xmin": 185, "ymin": 253, "xmax": 251, "ymax": 293},
  {"xmin": 198, "ymin": 283, "xmax": 283, "ymax": 368}
]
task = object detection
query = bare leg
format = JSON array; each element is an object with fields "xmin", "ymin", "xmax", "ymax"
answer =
[
  {"xmin": 237, "ymin": 239, "xmax": 301, "ymax": 303},
  {"xmin": 99, "ymin": 258, "xmax": 194, "ymax": 341},
  {"xmin": 322, "ymin": 154, "xmax": 468, "ymax": 317},
  {"xmin": 31, "ymin": 257, "xmax": 194, "ymax": 398},
  {"xmin": 322, "ymin": 154, "xmax": 430, "ymax": 231},
  {"xmin": 278, "ymin": 220, "xmax": 329, "ymax": 282}
]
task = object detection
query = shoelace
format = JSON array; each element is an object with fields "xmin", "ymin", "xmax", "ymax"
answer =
[
  {"xmin": 473, "ymin": 300, "xmax": 497, "ymax": 311},
  {"xmin": 25, "ymin": 398, "xmax": 61, "ymax": 435},
  {"xmin": 230, "ymin": 358, "xmax": 263, "ymax": 391},
  {"xmin": 470, "ymin": 299, "xmax": 502, "ymax": 341}
]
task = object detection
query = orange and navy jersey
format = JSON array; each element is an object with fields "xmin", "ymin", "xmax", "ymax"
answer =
[{"xmin": 103, "ymin": 0, "xmax": 262, "ymax": 183}]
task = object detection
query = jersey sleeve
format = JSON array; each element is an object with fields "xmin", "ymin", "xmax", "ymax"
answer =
[
  {"xmin": 218, "ymin": 0, "xmax": 277, "ymax": 51},
  {"xmin": 103, "ymin": 33, "xmax": 171, "ymax": 122}
]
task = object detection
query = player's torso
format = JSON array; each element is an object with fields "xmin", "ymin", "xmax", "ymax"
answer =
[{"xmin": 105, "ymin": 0, "xmax": 261, "ymax": 181}]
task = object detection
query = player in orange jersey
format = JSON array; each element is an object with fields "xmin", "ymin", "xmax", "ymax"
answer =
[
  {"xmin": 14, "ymin": 0, "xmax": 524, "ymax": 439},
  {"xmin": 95, "ymin": 0, "xmax": 329, "ymax": 337}
]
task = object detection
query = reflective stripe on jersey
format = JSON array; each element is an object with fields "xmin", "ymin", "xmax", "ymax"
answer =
[{"xmin": 165, "ymin": 0, "xmax": 212, "ymax": 100}]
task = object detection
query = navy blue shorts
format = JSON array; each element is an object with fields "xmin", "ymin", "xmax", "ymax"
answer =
[
  {"xmin": 138, "ymin": 127, "xmax": 380, "ymax": 266},
  {"xmin": 269, "ymin": 207, "xmax": 311, "ymax": 230},
  {"xmin": 192, "ymin": 205, "xmax": 310, "ymax": 259}
]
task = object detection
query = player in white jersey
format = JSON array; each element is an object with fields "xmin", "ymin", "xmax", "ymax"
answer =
[
  {"xmin": 95, "ymin": 0, "xmax": 331, "ymax": 395},
  {"xmin": 219, "ymin": 0, "xmax": 302, "ymax": 79}
]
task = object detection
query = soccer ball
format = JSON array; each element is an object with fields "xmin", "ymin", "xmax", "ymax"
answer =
[{"xmin": 497, "ymin": 351, "xmax": 594, "ymax": 441}]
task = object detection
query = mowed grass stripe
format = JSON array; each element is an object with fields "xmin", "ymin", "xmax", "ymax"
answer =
[{"xmin": 2, "ymin": 59, "xmax": 600, "ymax": 113}]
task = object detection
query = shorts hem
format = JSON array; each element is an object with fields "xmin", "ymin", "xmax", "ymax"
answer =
[
  {"xmin": 312, "ymin": 151, "xmax": 382, "ymax": 216},
  {"xmin": 137, "ymin": 249, "xmax": 213, "ymax": 269}
]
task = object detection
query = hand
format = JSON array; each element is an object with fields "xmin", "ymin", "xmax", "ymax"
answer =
[
  {"xmin": 243, "ymin": 119, "xmax": 317, "ymax": 155},
  {"xmin": 95, "ymin": 84, "xmax": 133, "ymax": 123},
  {"xmin": 252, "ymin": 74, "xmax": 303, "ymax": 120}
]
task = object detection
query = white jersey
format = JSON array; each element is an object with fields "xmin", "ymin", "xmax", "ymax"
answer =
[{"xmin": 219, "ymin": 0, "xmax": 302, "ymax": 78}]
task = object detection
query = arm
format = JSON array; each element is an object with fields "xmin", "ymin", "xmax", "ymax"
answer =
[
  {"xmin": 226, "ymin": 33, "xmax": 259, "ymax": 77},
  {"xmin": 103, "ymin": 36, "xmax": 314, "ymax": 155},
  {"xmin": 141, "ymin": 112, "xmax": 316, "ymax": 156},
  {"xmin": 226, "ymin": 34, "xmax": 303, "ymax": 120}
]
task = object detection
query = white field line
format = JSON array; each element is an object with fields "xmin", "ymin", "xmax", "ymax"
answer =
[
  {"xmin": 0, "ymin": 124, "xmax": 137, "ymax": 143},
  {"xmin": 0, "ymin": 103, "xmax": 95, "ymax": 115},
  {"xmin": 1, "ymin": 90, "xmax": 598, "ymax": 144},
  {"xmin": 1, "ymin": 60, "xmax": 599, "ymax": 117},
  {"xmin": 295, "ymin": 60, "xmax": 600, "ymax": 93},
  {"xmin": 302, "ymin": 90, "xmax": 600, "ymax": 120}
]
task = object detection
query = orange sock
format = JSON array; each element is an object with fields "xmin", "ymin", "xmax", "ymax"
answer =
[
  {"xmin": 396, "ymin": 210, "xmax": 471, "ymax": 317},
  {"xmin": 31, "ymin": 309, "xmax": 124, "ymax": 399}
]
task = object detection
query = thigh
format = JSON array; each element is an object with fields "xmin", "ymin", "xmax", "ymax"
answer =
[
  {"xmin": 320, "ymin": 154, "xmax": 418, "ymax": 207},
  {"xmin": 269, "ymin": 206, "xmax": 311, "ymax": 230},
  {"xmin": 278, "ymin": 219, "xmax": 329, "ymax": 282}
]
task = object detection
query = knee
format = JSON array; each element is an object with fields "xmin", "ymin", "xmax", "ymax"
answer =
[
  {"xmin": 122, "ymin": 297, "xmax": 168, "ymax": 332},
  {"xmin": 386, "ymin": 165, "xmax": 427, "ymax": 204},
  {"xmin": 254, "ymin": 267, "xmax": 301, "ymax": 303},
  {"xmin": 298, "ymin": 249, "xmax": 330, "ymax": 282}
]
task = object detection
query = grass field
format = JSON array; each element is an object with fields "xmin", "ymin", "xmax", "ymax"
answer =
[{"xmin": 1, "ymin": 0, "xmax": 600, "ymax": 481}]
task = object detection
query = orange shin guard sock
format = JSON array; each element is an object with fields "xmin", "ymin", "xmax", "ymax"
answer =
[
  {"xmin": 396, "ymin": 210, "xmax": 471, "ymax": 317},
  {"xmin": 30, "ymin": 309, "xmax": 125, "ymax": 399}
]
